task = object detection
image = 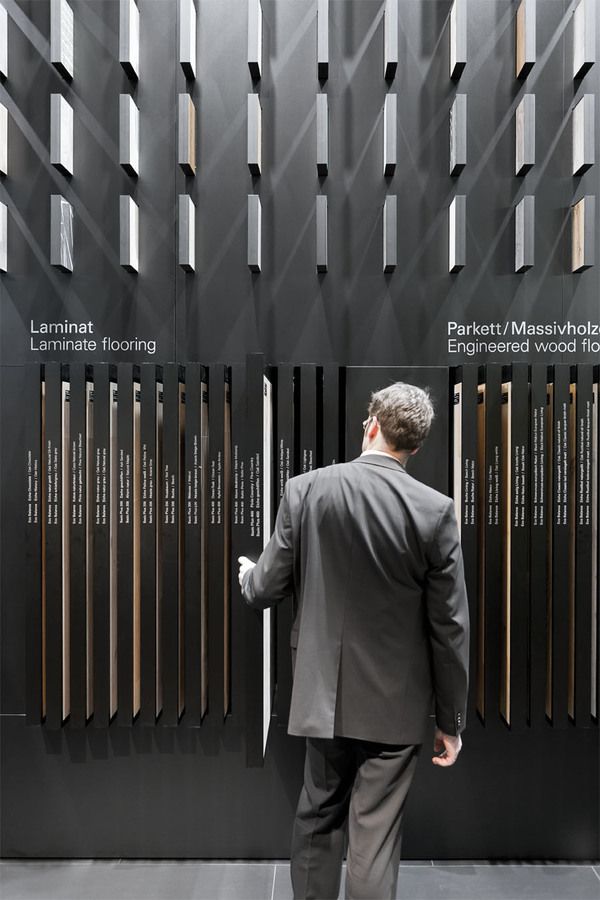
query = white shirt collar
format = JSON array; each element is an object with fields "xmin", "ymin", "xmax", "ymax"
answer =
[{"xmin": 360, "ymin": 449, "xmax": 406, "ymax": 468}]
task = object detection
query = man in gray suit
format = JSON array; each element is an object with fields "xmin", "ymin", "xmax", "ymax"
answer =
[{"xmin": 239, "ymin": 382, "xmax": 469, "ymax": 900}]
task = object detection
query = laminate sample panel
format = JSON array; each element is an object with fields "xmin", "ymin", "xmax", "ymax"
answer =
[
  {"xmin": 515, "ymin": 195, "xmax": 534, "ymax": 272},
  {"xmin": 482, "ymin": 366, "xmax": 504, "ymax": 730},
  {"xmin": 43, "ymin": 365, "xmax": 68, "ymax": 729},
  {"xmin": 515, "ymin": 94, "xmax": 535, "ymax": 175},
  {"xmin": 384, "ymin": 0, "xmax": 398, "ymax": 80},
  {"xmin": 160, "ymin": 366, "xmax": 185, "ymax": 725},
  {"xmin": 383, "ymin": 195, "xmax": 397, "ymax": 272},
  {"xmin": 116, "ymin": 364, "xmax": 136, "ymax": 726},
  {"xmin": 449, "ymin": 195, "xmax": 466, "ymax": 272},
  {"xmin": 85, "ymin": 379, "xmax": 94, "ymax": 719},
  {"xmin": 573, "ymin": 0, "xmax": 595, "ymax": 80},
  {"xmin": 119, "ymin": 0, "xmax": 139, "ymax": 80},
  {"xmin": 183, "ymin": 364, "xmax": 208, "ymax": 725},
  {"xmin": 50, "ymin": 94, "xmax": 73, "ymax": 176},
  {"xmin": 0, "ymin": 6, "xmax": 7, "ymax": 79},
  {"xmin": 297, "ymin": 364, "xmax": 321, "ymax": 474},
  {"xmin": 24, "ymin": 366, "xmax": 43, "ymax": 725},
  {"xmin": 178, "ymin": 195, "xmax": 195, "ymax": 272},
  {"xmin": 50, "ymin": 195, "xmax": 73, "ymax": 272},
  {"xmin": 529, "ymin": 365, "xmax": 549, "ymax": 727},
  {"xmin": 207, "ymin": 365, "xmax": 230, "ymax": 723},
  {"xmin": 516, "ymin": 0, "xmax": 536, "ymax": 79},
  {"xmin": 243, "ymin": 354, "xmax": 274, "ymax": 764},
  {"xmin": 573, "ymin": 366, "xmax": 594, "ymax": 726},
  {"xmin": 501, "ymin": 379, "xmax": 511, "ymax": 725},
  {"xmin": 0, "ymin": 103, "xmax": 6, "ymax": 176},
  {"xmin": 0, "ymin": 201, "xmax": 5, "ymax": 272},
  {"xmin": 120, "ymin": 196, "xmax": 139, "ymax": 273},
  {"xmin": 316, "ymin": 93, "xmax": 328, "ymax": 175},
  {"xmin": 573, "ymin": 94, "xmax": 595, "ymax": 175},
  {"xmin": 68, "ymin": 363, "xmax": 88, "ymax": 729},
  {"xmin": 317, "ymin": 0, "xmax": 328, "ymax": 80},
  {"xmin": 453, "ymin": 366, "xmax": 479, "ymax": 728},
  {"xmin": 179, "ymin": 0, "xmax": 196, "ymax": 79},
  {"xmin": 316, "ymin": 195, "xmax": 327, "ymax": 272},
  {"xmin": 508, "ymin": 363, "xmax": 530, "ymax": 731},
  {"xmin": 247, "ymin": 94, "xmax": 262, "ymax": 176},
  {"xmin": 572, "ymin": 196, "xmax": 595, "ymax": 272},
  {"xmin": 119, "ymin": 94, "xmax": 139, "ymax": 177},
  {"xmin": 450, "ymin": 95, "xmax": 466, "ymax": 175},
  {"xmin": 322, "ymin": 364, "xmax": 341, "ymax": 467},
  {"xmin": 550, "ymin": 365, "xmax": 571, "ymax": 727},
  {"xmin": 155, "ymin": 380, "xmax": 164, "ymax": 719},
  {"xmin": 50, "ymin": 0, "xmax": 73, "ymax": 80},
  {"xmin": 247, "ymin": 195, "xmax": 262, "ymax": 272},
  {"xmin": 248, "ymin": 0, "xmax": 262, "ymax": 79},
  {"xmin": 450, "ymin": 0, "xmax": 466, "ymax": 80},
  {"xmin": 592, "ymin": 377, "xmax": 599, "ymax": 721},
  {"xmin": 91, "ymin": 365, "xmax": 117, "ymax": 727},
  {"xmin": 139, "ymin": 366, "xmax": 159, "ymax": 725},
  {"xmin": 273, "ymin": 364, "xmax": 295, "ymax": 724},
  {"xmin": 383, "ymin": 94, "xmax": 397, "ymax": 175},
  {"xmin": 178, "ymin": 94, "xmax": 196, "ymax": 176}
]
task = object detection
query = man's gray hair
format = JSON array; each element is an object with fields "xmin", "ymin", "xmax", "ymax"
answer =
[{"xmin": 367, "ymin": 382, "xmax": 435, "ymax": 451}]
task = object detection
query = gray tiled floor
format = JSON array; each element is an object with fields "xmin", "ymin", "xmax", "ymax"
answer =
[{"xmin": 1, "ymin": 860, "xmax": 599, "ymax": 900}]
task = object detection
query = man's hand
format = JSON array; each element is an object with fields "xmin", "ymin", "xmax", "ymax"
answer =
[
  {"xmin": 432, "ymin": 727, "xmax": 462, "ymax": 767},
  {"xmin": 238, "ymin": 556, "xmax": 256, "ymax": 589}
]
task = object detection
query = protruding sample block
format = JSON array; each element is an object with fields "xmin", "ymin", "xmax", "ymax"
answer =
[
  {"xmin": 248, "ymin": 0, "xmax": 262, "ymax": 79},
  {"xmin": 178, "ymin": 194, "xmax": 195, "ymax": 272},
  {"xmin": 515, "ymin": 195, "xmax": 534, "ymax": 272},
  {"xmin": 50, "ymin": 194, "xmax": 74, "ymax": 271},
  {"xmin": 0, "ymin": 103, "xmax": 7, "ymax": 175},
  {"xmin": 0, "ymin": 201, "xmax": 6, "ymax": 271},
  {"xmin": 178, "ymin": 93, "xmax": 196, "ymax": 175},
  {"xmin": 573, "ymin": 94, "xmax": 595, "ymax": 175},
  {"xmin": 247, "ymin": 194, "xmax": 261, "ymax": 272},
  {"xmin": 50, "ymin": 94, "xmax": 73, "ymax": 176},
  {"xmin": 573, "ymin": 0, "xmax": 595, "ymax": 80},
  {"xmin": 0, "ymin": 6, "xmax": 7, "ymax": 79},
  {"xmin": 50, "ymin": 0, "xmax": 74, "ymax": 80},
  {"xmin": 317, "ymin": 0, "xmax": 328, "ymax": 81},
  {"xmin": 119, "ymin": 94, "xmax": 139, "ymax": 176},
  {"xmin": 316, "ymin": 195, "xmax": 327, "ymax": 273},
  {"xmin": 450, "ymin": 0, "xmax": 466, "ymax": 80},
  {"xmin": 384, "ymin": 0, "xmax": 398, "ymax": 81},
  {"xmin": 515, "ymin": 93, "xmax": 535, "ymax": 175},
  {"xmin": 450, "ymin": 94, "xmax": 467, "ymax": 175},
  {"xmin": 316, "ymin": 93, "xmax": 328, "ymax": 175},
  {"xmin": 515, "ymin": 0, "xmax": 535, "ymax": 79},
  {"xmin": 120, "ymin": 195, "xmax": 139, "ymax": 272},
  {"xmin": 449, "ymin": 195, "xmax": 466, "ymax": 272},
  {"xmin": 119, "ymin": 0, "xmax": 139, "ymax": 80},
  {"xmin": 247, "ymin": 93, "xmax": 262, "ymax": 176},
  {"xmin": 179, "ymin": 0, "xmax": 196, "ymax": 79},
  {"xmin": 383, "ymin": 195, "xmax": 397, "ymax": 272},
  {"xmin": 383, "ymin": 93, "xmax": 397, "ymax": 176},
  {"xmin": 572, "ymin": 196, "xmax": 595, "ymax": 272}
]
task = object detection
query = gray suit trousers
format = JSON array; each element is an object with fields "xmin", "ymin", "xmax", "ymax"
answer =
[{"xmin": 290, "ymin": 736, "xmax": 421, "ymax": 900}]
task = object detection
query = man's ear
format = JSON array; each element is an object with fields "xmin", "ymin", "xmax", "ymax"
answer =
[{"xmin": 409, "ymin": 447, "xmax": 419, "ymax": 456}]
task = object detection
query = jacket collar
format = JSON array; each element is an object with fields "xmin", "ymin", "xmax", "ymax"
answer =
[{"xmin": 353, "ymin": 452, "xmax": 407, "ymax": 473}]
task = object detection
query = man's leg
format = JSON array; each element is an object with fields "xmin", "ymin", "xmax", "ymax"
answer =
[
  {"xmin": 344, "ymin": 742, "xmax": 421, "ymax": 900},
  {"xmin": 291, "ymin": 736, "xmax": 356, "ymax": 900}
]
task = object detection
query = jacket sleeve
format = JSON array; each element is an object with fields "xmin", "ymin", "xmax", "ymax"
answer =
[
  {"xmin": 241, "ymin": 479, "xmax": 295, "ymax": 610},
  {"xmin": 424, "ymin": 498, "xmax": 470, "ymax": 736}
]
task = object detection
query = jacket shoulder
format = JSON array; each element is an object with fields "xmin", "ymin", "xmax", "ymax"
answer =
[{"xmin": 403, "ymin": 472, "xmax": 453, "ymax": 512}]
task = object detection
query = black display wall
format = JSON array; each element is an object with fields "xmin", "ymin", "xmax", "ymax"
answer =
[{"xmin": 1, "ymin": 0, "xmax": 599, "ymax": 860}]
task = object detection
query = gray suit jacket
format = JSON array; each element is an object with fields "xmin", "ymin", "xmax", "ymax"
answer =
[{"xmin": 242, "ymin": 452, "xmax": 470, "ymax": 744}]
